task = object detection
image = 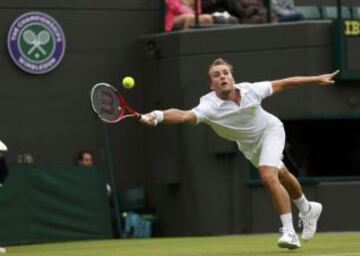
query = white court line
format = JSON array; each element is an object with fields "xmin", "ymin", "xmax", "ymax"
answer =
[{"xmin": 310, "ymin": 253, "xmax": 360, "ymax": 256}]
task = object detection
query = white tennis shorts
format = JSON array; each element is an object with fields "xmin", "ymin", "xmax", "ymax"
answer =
[{"xmin": 236, "ymin": 123, "xmax": 285, "ymax": 169}]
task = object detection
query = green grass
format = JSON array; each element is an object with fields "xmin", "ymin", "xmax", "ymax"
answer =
[{"xmin": 5, "ymin": 232, "xmax": 360, "ymax": 256}]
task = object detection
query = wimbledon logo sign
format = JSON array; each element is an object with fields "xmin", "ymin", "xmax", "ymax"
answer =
[{"xmin": 7, "ymin": 12, "xmax": 66, "ymax": 74}]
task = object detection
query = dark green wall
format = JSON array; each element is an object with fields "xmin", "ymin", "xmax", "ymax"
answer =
[{"xmin": 0, "ymin": 0, "xmax": 159, "ymax": 190}]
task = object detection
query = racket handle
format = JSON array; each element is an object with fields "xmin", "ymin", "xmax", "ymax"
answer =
[{"xmin": 139, "ymin": 115, "xmax": 158, "ymax": 125}]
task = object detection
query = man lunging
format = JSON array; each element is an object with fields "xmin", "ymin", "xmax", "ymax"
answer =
[{"xmin": 141, "ymin": 58, "xmax": 338, "ymax": 249}]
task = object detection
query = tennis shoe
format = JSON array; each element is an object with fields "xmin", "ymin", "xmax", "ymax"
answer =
[
  {"xmin": 277, "ymin": 228, "xmax": 301, "ymax": 250},
  {"xmin": 299, "ymin": 201, "xmax": 323, "ymax": 240}
]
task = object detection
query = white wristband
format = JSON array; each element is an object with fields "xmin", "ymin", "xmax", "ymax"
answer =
[{"xmin": 153, "ymin": 110, "xmax": 164, "ymax": 123}]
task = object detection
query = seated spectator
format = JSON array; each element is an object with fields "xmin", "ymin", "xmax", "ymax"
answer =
[
  {"xmin": 164, "ymin": 0, "xmax": 214, "ymax": 32},
  {"xmin": 76, "ymin": 150, "xmax": 94, "ymax": 167},
  {"xmin": 271, "ymin": 0, "xmax": 303, "ymax": 22},
  {"xmin": 202, "ymin": 0, "xmax": 238, "ymax": 24},
  {"xmin": 229, "ymin": 0, "xmax": 270, "ymax": 24}
]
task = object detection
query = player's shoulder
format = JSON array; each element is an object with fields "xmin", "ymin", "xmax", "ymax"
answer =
[
  {"xmin": 197, "ymin": 91, "xmax": 219, "ymax": 109},
  {"xmin": 236, "ymin": 82, "xmax": 254, "ymax": 93},
  {"xmin": 237, "ymin": 81, "xmax": 272, "ymax": 91},
  {"xmin": 199, "ymin": 91, "xmax": 216, "ymax": 102}
]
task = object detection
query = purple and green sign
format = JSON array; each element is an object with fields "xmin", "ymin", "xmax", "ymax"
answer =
[{"xmin": 7, "ymin": 12, "xmax": 66, "ymax": 74}]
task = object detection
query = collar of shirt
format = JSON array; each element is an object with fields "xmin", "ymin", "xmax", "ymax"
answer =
[{"xmin": 211, "ymin": 83, "xmax": 250, "ymax": 107}]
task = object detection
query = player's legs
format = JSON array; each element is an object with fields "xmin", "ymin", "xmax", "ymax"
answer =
[
  {"xmin": 257, "ymin": 124, "xmax": 300, "ymax": 249},
  {"xmin": 258, "ymin": 166, "xmax": 291, "ymax": 215},
  {"xmin": 279, "ymin": 166, "xmax": 323, "ymax": 240},
  {"xmin": 257, "ymin": 166, "xmax": 300, "ymax": 249},
  {"xmin": 278, "ymin": 167, "xmax": 303, "ymax": 200},
  {"xmin": 258, "ymin": 124, "xmax": 291, "ymax": 215}
]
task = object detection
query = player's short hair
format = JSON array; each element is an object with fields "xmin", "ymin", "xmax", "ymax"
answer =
[{"xmin": 208, "ymin": 58, "xmax": 233, "ymax": 81}]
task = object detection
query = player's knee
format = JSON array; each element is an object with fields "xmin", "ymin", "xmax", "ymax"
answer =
[
  {"xmin": 261, "ymin": 175, "xmax": 278, "ymax": 190},
  {"xmin": 259, "ymin": 169, "xmax": 279, "ymax": 190},
  {"xmin": 279, "ymin": 168, "xmax": 295, "ymax": 184},
  {"xmin": 278, "ymin": 168, "xmax": 288, "ymax": 182}
]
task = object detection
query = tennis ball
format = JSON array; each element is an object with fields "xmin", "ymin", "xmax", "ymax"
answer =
[{"xmin": 122, "ymin": 76, "xmax": 135, "ymax": 89}]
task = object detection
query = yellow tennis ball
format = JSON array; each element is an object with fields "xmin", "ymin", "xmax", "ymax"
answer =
[{"xmin": 122, "ymin": 76, "xmax": 135, "ymax": 89}]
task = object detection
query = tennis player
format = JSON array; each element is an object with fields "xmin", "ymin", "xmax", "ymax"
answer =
[{"xmin": 141, "ymin": 58, "xmax": 338, "ymax": 250}]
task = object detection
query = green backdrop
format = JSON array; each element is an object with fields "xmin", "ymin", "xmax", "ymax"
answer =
[{"xmin": 0, "ymin": 165, "xmax": 113, "ymax": 245}]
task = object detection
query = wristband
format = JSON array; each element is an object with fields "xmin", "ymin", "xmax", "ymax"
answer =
[{"xmin": 153, "ymin": 110, "xmax": 164, "ymax": 123}]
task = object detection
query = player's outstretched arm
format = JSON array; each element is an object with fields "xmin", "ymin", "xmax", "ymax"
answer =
[
  {"xmin": 140, "ymin": 109, "xmax": 197, "ymax": 127},
  {"xmin": 271, "ymin": 70, "xmax": 340, "ymax": 94}
]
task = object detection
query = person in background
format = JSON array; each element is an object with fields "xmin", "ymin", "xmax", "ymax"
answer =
[
  {"xmin": 229, "ymin": 0, "xmax": 270, "ymax": 23},
  {"xmin": 202, "ymin": 0, "xmax": 239, "ymax": 24},
  {"xmin": 164, "ymin": 0, "xmax": 214, "ymax": 31},
  {"xmin": 0, "ymin": 140, "xmax": 8, "ymax": 253},
  {"xmin": 75, "ymin": 150, "xmax": 117, "ymax": 236},
  {"xmin": 76, "ymin": 150, "xmax": 94, "ymax": 167},
  {"xmin": 271, "ymin": 0, "xmax": 303, "ymax": 22},
  {"xmin": 0, "ymin": 140, "xmax": 8, "ymax": 187}
]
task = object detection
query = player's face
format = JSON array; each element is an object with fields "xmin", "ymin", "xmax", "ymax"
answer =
[{"xmin": 209, "ymin": 64, "xmax": 235, "ymax": 98}]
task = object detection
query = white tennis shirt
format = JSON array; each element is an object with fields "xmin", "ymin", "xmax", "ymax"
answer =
[{"xmin": 192, "ymin": 81, "xmax": 283, "ymax": 145}]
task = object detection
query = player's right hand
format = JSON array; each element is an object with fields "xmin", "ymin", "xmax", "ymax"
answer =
[{"xmin": 140, "ymin": 112, "xmax": 158, "ymax": 127}]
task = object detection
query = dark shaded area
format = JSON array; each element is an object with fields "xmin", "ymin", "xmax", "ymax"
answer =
[{"xmin": 284, "ymin": 119, "xmax": 360, "ymax": 177}]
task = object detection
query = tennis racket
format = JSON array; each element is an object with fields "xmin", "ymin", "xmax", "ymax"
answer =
[{"xmin": 90, "ymin": 82, "xmax": 150, "ymax": 124}]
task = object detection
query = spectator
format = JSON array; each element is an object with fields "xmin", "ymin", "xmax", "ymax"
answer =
[
  {"xmin": 271, "ymin": 0, "xmax": 303, "ymax": 22},
  {"xmin": 164, "ymin": 0, "xmax": 214, "ymax": 32},
  {"xmin": 202, "ymin": 0, "xmax": 239, "ymax": 24},
  {"xmin": 229, "ymin": 0, "xmax": 271, "ymax": 24},
  {"xmin": 75, "ymin": 150, "xmax": 119, "ymax": 237},
  {"xmin": 0, "ymin": 140, "xmax": 8, "ymax": 253},
  {"xmin": 0, "ymin": 140, "xmax": 9, "ymax": 186},
  {"xmin": 76, "ymin": 150, "xmax": 94, "ymax": 167}
]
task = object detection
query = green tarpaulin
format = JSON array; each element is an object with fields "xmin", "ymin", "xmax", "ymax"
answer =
[{"xmin": 0, "ymin": 165, "xmax": 113, "ymax": 245}]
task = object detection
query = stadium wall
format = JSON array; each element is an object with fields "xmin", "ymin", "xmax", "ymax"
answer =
[{"xmin": 0, "ymin": 0, "xmax": 160, "ymax": 191}]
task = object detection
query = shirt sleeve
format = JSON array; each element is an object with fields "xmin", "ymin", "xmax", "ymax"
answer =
[
  {"xmin": 251, "ymin": 81, "xmax": 273, "ymax": 101},
  {"xmin": 191, "ymin": 98, "xmax": 209, "ymax": 125}
]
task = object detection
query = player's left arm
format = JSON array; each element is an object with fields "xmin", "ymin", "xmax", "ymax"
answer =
[{"xmin": 271, "ymin": 70, "xmax": 340, "ymax": 94}]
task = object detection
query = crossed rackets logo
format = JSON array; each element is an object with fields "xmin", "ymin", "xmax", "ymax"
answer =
[
  {"xmin": 23, "ymin": 29, "xmax": 51, "ymax": 57},
  {"xmin": 21, "ymin": 27, "xmax": 52, "ymax": 60}
]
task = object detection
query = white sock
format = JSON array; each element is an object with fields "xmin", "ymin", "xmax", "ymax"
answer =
[
  {"xmin": 293, "ymin": 194, "xmax": 311, "ymax": 214},
  {"xmin": 280, "ymin": 213, "xmax": 295, "ymax": 231}
]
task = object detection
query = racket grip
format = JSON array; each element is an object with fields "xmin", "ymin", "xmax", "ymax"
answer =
[{"xmin": 139, "ymin": 115, "xmax": 158, "ymax": 125}]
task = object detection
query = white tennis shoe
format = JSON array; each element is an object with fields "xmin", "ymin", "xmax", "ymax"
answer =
[
  {"xmin": 299, "ymin": 201, "xmax": 323, "ymax": 240},
  {"xmin": 278, "ymin": 228, "xmax": 301, "ymax": 250},
  {"xmin": 0, "ymin": 247, "xmax": 6, "ymax": 253}
]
